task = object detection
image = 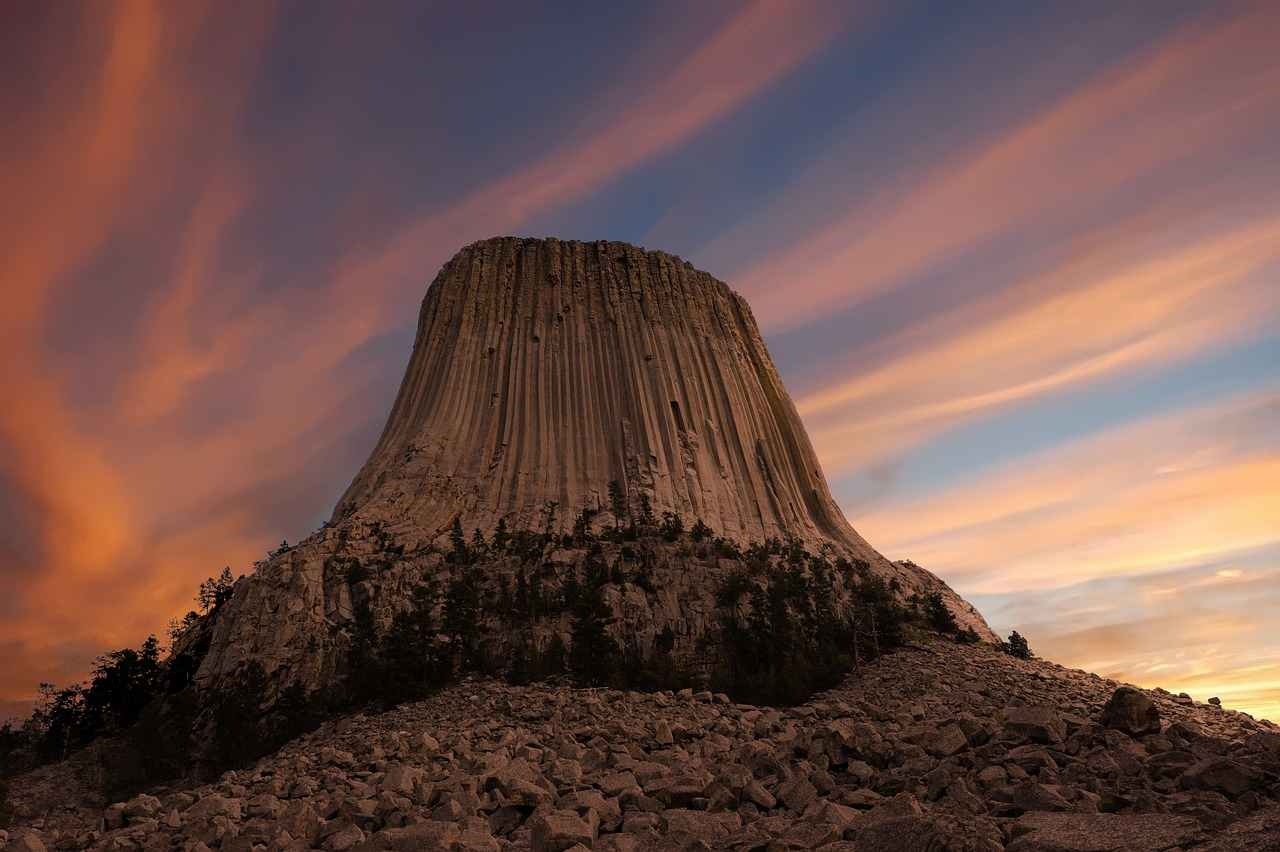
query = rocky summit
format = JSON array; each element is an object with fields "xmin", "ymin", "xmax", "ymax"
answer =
[{"xmin": 8, "ymin": 642, "xmax": 1279, "ymax": 850}]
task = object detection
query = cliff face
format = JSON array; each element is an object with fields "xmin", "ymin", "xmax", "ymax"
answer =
[
  {"xmin": 196, "ymin": 237, "xmax": 994, "ymax": 696},
  {"xmin": 334, "ymin": 237, "xmax": 874, "ymax": 558}
]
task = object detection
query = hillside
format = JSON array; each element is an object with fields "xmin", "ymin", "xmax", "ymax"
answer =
[{"xmin": 6, "ymin": 641, "xmax": 1277, "ymax": 850}]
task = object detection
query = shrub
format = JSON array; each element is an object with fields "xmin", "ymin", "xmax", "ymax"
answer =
[{"xmin": 1005, "ymin": 631, "xmax": 1032, "ymax": 659}]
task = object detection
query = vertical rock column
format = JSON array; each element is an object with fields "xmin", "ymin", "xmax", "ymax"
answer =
[{"xmin": 333, "ymin": 237, "xmax": 882, "ymax": 564}]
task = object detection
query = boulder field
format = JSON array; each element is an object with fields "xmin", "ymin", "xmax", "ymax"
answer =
[{"xmin": 7, "ymin": 641, "xmax": 1278, "ymax": 850}]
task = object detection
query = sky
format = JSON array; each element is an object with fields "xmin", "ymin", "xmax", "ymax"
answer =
[{"xmin": 1, "ymin": 1, "xmax": 1278, "ymax": 724}]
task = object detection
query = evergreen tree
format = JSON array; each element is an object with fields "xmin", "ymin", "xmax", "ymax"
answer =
[
  {"xmin": 448, "ymin": 517, "xmax": 468, "ymax": 563},
  {"xmin": 515, "ymin": 568, "xmax": 529, "ymax": 615},
  {"xmin": 540, "ymin": 634, "xmax": 567, "ymax": 676},
  {"xmin": 443, "ymin": 572, "xmax": 482, "ymax": 668},
  {"xmin": 0, "ymin": 777, "xmax": 15, "ymax": 830},
  {"xmin": 196, "ymin": 568, "xmax": 235, "ymax": 613},
  {"xmin": 923, "ymin": 591, "xmax": 959, "ymax": 634},
  {"xmin": 206, "ymin": 661, "xmax": 269, "ymax": 771},
  {"xmin": 608, "ymin": 480, "xmax": 627, "ymax": 530},
  {"xmin": 638, "ymin": 493, "xmax": 654, "ymax": 525},
  {"xmin": 568, "ymin": 593, "xmax": 620, "ymax": 686},
  {"xmin": 1006, "ymin": 630, "xmax": 1032, "ymax": 659}
]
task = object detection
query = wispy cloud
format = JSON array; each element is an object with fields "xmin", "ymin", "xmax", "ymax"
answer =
[
  {"xmin": 856, "ymin": 387, "xmax": 1280, "ymax": 593},
  {"xmin": 976, "ymin": 557, "xmax": 1280, "ymax": 722},
  {"xmin": 796, "ymin": 218, "xmax": 1280, "ymax": 474},
  {"xmin": 322, "ymin": 0, "xmax": 863, "ymax": 353},
  {"xmin": 0, "ymin": 2, "xmax": 276, "ymax": 696},
  {"xmin": 728, "ymin": 3, "xmax": 1280, "ymax": 332}
]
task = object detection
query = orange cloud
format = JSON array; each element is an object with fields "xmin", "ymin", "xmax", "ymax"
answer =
[
  {"xmin": 0, "ymin": 3, "xmax": 275, "ymax": 699},
  {"xmin": 793, "ymin": 218, "xmax": 1280, "ymax": 475},
  {"xmin": 855, "ymin": 388, "xmax": 1280, "ymax": 593},
  {"xmin": 991, "ymin": 564, "xmax": 1280, "ymax": 722},
  {"xmin": 0, "ymin": 4, "xmax": 160, "ymax": 337},
  {"xmin": 123, "ymin": 171, "xmax": 259, "ymax": 423},
  {"xmin": 729, "ymin": 3, "xmax": 1280, "ymax": 332},
  {"xmin": 0, "ymin": 1, "xmax": 856, "ymax": 701},
  {"xmin": 0, "ymin": 5, "xmax": 167, "ymax": 697}
]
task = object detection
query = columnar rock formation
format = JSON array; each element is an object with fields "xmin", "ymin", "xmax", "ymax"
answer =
[
  {"xmin": 196, "ymin": 237, "xmax": 993, "ymax": 696},
  {"xmin": 335, "ymin": 237, "xmax": 876, "ymax": 559}
]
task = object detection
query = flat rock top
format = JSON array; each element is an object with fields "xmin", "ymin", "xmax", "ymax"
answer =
[{"xmin": 12, "ymin": 642, "xmax": 1278, "ymax": 850}]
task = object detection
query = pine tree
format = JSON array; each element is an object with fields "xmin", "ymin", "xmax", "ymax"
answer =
[
  {"xmin": 196, "ymin": 567, "xmax": 235, "ymax": 613},
  {"xmin": 1006, "ymin": 630, "xmax": 1032, "ymax": 659}
]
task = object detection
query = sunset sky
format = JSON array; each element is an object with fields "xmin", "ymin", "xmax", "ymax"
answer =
[{"xmin": 2, "ymin": 1, "xmax": 1278, "ymax": 723}]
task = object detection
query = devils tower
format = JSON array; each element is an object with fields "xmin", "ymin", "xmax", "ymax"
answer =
[
  {"xmin": 339, "ymin": 237, "xmax": 878, "ymax": 560},
  {"xmin": 196, "ymin": 237, "xmax": 992, "ymax": 699}
]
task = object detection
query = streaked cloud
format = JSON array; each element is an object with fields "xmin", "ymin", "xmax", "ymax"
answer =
[
  {"xmin": 974, "ymin": 555, "xmax": 1280, "ymax": 722},
  {"xmin": 796, "ymin": 218, "xmax": 1280, "ymax": 474},
  {"xmin": 856, "ymin": 387, "xmax": 1280, "ymax": 592},
  {"xmin": 0, "ymin": 2, "xmax": 275, "ymax": 694},
  {"xmin": 728, "ymin": 3, "xmax": 1280, "ymax": 333},
  {"xmin": 320, "ymin": 0, "xmax": 863, "ymax": 355}
]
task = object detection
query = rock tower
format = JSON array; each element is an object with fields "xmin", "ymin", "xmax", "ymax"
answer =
[
  {"xmin": 197, "ymin": 238, "xmax": 992, "ymax": 696},
  {"xmin": 337, "ymin": 237, "xmax": 879, "ymax": 561}
]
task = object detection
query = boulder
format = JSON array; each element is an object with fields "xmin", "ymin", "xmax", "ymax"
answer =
[
  {"xmin": 3, "ymin": 829, "xmax": 48, "ymax": 852},
  {"xmin": 659, "ymin": 810, "xmax": 742, "ymax": 843},
  {"xmin": 1100, "ymin": 687, "xmax": 1161, "ymax": 737},
  {"xmin": 1003, "ymin": 706, "xmax": 1067, "ymax": 744},
  {"xmin": 1006, "ymin": 812, "xmax": 1206, "ymax": 851},
  {"xmin": 1190, "ymin": 804, "xmax": 1280, "ymax": 851},
  {"xmin": 371, "ymin": 821, "xmax": 462, "ymax": 851},
  {"xmin": 529, "ymin": 810, "xmax": 595, "ymax": 852},
  {"xmin": 922, "ymin": 723, "xmax": 970, "ymax": 757},
  {"xmin": 1179, "ymin": 757, "xmax": 1261, "ymax": 797},
  {"xmin": 854, "ymin": 813, "xmax": 1003, "ymax": 852},
  {"xmin": 776, "ymin": 775, "xmax": 819, "ymax": 812}
]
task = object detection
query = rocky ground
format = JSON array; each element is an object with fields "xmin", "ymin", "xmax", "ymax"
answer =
[{"xmin": 4, "ymin": 641, "xmax": 1279, "ymax": 851}]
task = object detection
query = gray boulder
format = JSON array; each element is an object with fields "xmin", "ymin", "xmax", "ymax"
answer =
[{"xmin": 1100, "ymin": 687, "xmax": 1161, "ymax": 737}]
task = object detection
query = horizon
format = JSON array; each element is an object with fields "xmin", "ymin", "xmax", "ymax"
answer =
[{"xmin": 1, "ymin": 1, "xmax": 1277, "ymax": 723}]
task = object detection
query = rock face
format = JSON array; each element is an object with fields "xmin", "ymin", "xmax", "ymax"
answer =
[
  {"xmin": 338, "ymin": 236, "xmax": 880, "ymax": 557},
  {"xmin": 195, "ymin": 237, "xmax": 993, "ymax": 696}
]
